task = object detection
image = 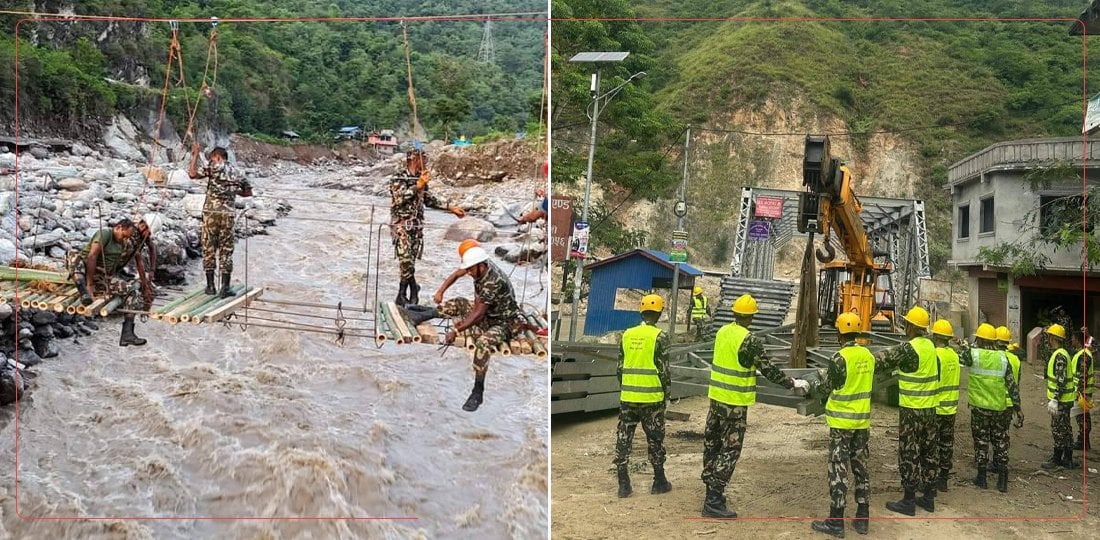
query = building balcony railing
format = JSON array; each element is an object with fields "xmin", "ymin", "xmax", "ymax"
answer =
[{"xmin": 948, "ymin": 136, "xmax": 1100, "ymax": 186}]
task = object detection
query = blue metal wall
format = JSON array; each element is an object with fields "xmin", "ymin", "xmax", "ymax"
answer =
[{"xmin": 586, "ymin": 256, "xmax": 672, "ymax": 335}]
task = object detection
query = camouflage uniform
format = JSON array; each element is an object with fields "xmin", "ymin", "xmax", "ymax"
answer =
[
  {"xmin": 701, "ymin": 334, "xmax": 794, "ymax": 493},
  {"xmin": 876, "ymin": 341, "xmax": 935, "ymax": 494},
  {"xmin": 1075, "ymin": 348, "xmax": 1093, "ymax": 448},
  {"xmin": 1049, "ymin": 351, "xmax": 1075, "ymax": 448},
  {"xmin": 68, "ymin": 229, "xmax": 144, "ymax": 310},
  {"xmin": 437, "ymin": 260, "xmax": 523, "ymax": 376},
  {"xmin": 390, "ymin": 170, "xmax": 447, "ymax": 281},
  {"xmin": 613, "ymin": 326, "xmax": 671, "ymax": 469},
  {"xmin": 198, "ymin": 164, "xmax": 250, "ymax": 274},
  {"xmin": 960, "ymin": 347, "xmax": 1021, "ymax": 473}
]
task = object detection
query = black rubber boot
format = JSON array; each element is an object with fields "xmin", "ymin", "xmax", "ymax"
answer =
[
  {"xmin": 1062, "ymin": 447, "xmax": 1078, "ymax": 469},
  {"xmin": 884, "ymin": 490, "xmax": 916, "ymax": 516},
  {"xmin": 973, "ymin": 467, "xmax": 987, "ymax": 489},
  {"xmin": 617, "ymin": 467, "xmax": 632, "ymax": 498},
  {"xmin": 853, "ymin": 503, "xmax": 869, "ymax": 535},
  {"xmin": 219, "ymin": 273, "xmax": 233, "ymax": 298},
  {"xmin": 395, "ymin": 279, "xmax": 409, "ymax": 306},
  {"xmin": 404, "ymin": 305, "xmax": 439, "ymax": 325},
  {"xmin": 1042, "ymin": 449, "xmax": 1063, "ymax": 470},
  {"xmin": 119, "ymin": 316, "xmax": 147, "ymax": 347},
  {"xmin": 75, "ymin": 280, "xmax": 94, "ymax": 305},
  {"xmin": 408, "ymin": 277, "xmax": 420, "ymax": 306},
  {"xmin": 936, "ymin": 469, "xmax": 948, "ymax": 492},
  {"xmin": 1077, "ymin": 437, "xmax": 1091, "ymax": 451},
  {"xmin": 811, "ymin": 507, "xmax": 845, "ymax": 538},
  {"xmin": 650, "ymin": 465, "xmax": 672, "ymax": 494},
  {"xmin": 997, "ymin": 469, "xmax": 1009, "ymax": 493},
  {"xmin": 205, "ymin": 271, "xmax": 217, "ymax": 295},
  {"xmin": 916, "ymin": 488, "xmax": 935, "ymax": 513},
  {"xmin": 462, "ymin": 378, "xmax": 484, "ymax": 412},
  {"xmin": 701, "ymin": 488, "xmax": 737, "ymax": 518}
]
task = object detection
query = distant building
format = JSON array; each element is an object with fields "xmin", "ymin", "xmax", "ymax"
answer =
[
  {"xmin": 368, "ymin": 129, "xmax": 399, "ymax": 153},
  {"xmin": 280, "ymin": 130, "xmax": 300, "ymax": 140},
  {"xmin": 582, "ymin": 249, "xmax": 702, "ymax": 336},
  {"xmin": 336, "ymin": 126, "xmax": 363, "ymax": 140},
  {"xmin": 948, "ymin": 136, "xmax": 1100, "ymax": 341}
]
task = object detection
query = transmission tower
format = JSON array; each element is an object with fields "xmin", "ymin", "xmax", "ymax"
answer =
[{"xmin": 477, "ymin": 19, "xmax": 495, "ymax": 64}]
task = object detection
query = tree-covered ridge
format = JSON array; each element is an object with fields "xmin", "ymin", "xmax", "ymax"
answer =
[{"xmin": 1, "ymin": 0, "xmax": 546, "ymax": 141}]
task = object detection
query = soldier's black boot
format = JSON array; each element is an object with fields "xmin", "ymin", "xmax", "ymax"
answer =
[
  {"xmin": 973, "ymin": 467, "xmax": 988, "ymax": 489},
  {"xmin": 407, "ymin": 277, "xmax": 420, "ymax": 306},
  {"xmin": 701, "ymin": 488, "xmax": 737, "ymax": 518},
  {"xmin": 119, "ymin": 315, "xmax": 147, "ymax": 347},
  {"xmin": 219, "ymin": 273, "xmax": 233, "ymax": 298},
  {"xmin": 75, "ymin": 280, "xmax": 94, "ymax": 305},
  {"xmin": 1062, "ymin": 447, "xmax": 1078, "ymax": 469},
  {"xmin": 617, "ymin": 467, "xmax": 632, "ymax": 498},
  {"xmin": 1042, "ymin": 449, "xmax": 1062, "ymax": 470},
  {"xmin": 811, "ymin": 507, "xmax": 845, "ymax": 538},
  {"xmin": 853, "ymin": 503, "xmax": 869, "ymax": 535},
  {"xmin": 916, "ymin": 488, "xmax": 935, "ymax": 512},
  {"xmin": 997, "ymin": 469, "xmax": 1009, "ymax": 493},
  {"xmin": 205, "ymin": 271, "xmax": 217, "ymax": 295},
  {"xmin": 650, "ymin": 464, "xmax": 672, "ymax": 494},
  {"xmin": 395, "ymin": 280, "xmax": 409, "ymax": 306},
  {"xmin": 937, "ymin": 469, "xmax": 949, "ymax": 492},
  {"xmin": 462, "ymin": 378, "xmax": 484, "ymax": 412},
  {"xmin": 884, "ymin": 490, "xmax": 916, "ymax": 516}
]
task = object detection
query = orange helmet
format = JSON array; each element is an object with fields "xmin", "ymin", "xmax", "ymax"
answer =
[{"xmin": 458, "ymin": 239, "xmax": 481, "ymax": 257}]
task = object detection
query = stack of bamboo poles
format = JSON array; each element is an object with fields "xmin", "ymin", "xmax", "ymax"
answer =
[
  {"xmin": 151, "ymin": 286, "xmax": 264, "ymax": 325},
  {"xmin": 375, "ymin": 301, "xmax": 548, "ymax": 358},
  {"xmin": 0, "ymin": 275, "xmax": 127, "ymax": 318}
]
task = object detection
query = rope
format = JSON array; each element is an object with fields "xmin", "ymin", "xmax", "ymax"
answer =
[{"xmin": 401, "ymin": 21, "xmax": 420, "ymax": 142}]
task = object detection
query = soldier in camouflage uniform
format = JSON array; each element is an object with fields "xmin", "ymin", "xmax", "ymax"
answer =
[
  {"xmin": 611, "ymin": 294, "xmax": 672, "ymax": 498},
  {"xmin": 1071, "ymin": 329, "xmax": 1094, "ymax": 451},
  {"xmin": 962, "ymin": 324, "xmax": 1023, "ymax": 493},
  {"xmin": 930, "ymin": 320, "xmax": 962, "ymax": 493},
  {"xmin": 189, "ymin": 144, "xmax": 252, "ymax": 298},
  {"xmin": 390, "ymin": 149, "xmax": 465, "ymax": 306},
  {"xmin": 69, "ymin": 219, "xmax": 153, "ymax": 346},
  {"xmin": 1043, "ymin": 324, "xmax": 1079, "ymax": 469},
  {"xmin": 437, "ymin": 245, "xmax": 523, "ymax": 412},
  {"xmin": 700, "ymin": 294, "xmax": 805, "ymax": 518}
]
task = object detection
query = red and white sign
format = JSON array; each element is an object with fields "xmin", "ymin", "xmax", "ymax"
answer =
[
  {"xmin": 550, "ymin": 195, "xmax": 573, "ymax": 262},
  {"xmin": 754, "ymin": 196, "xmax": 784, "ymax": 219}
]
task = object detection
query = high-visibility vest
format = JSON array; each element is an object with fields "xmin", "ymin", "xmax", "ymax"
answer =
[
  {"xmin": 968, "ymin": 348, "xmax": 1009, "ymax": 412},
  {"xmin": 898, "ymin": 336, "xmax": 939, "ymax": 409},
  {"xmin": 1071, "ymin": 348, "xmax": 1095, "ymax": 398},
  {"xmin": 1005, "ymin": 350, "xmax": 1021, "ymax": 409},
  {"xmin": 935, "ymin": 346, "xmax": 961, "ymax": 416},
  {"xmin": 826, "ymin": 346, "xmax": 875, "ymax": 429},
  {"xmin": 619, "ymin": 323, "xmax": 664, "ymax": 403},
  {"xmin": 709, "ymin": 322, "xmax": 755, "ymax": 406},
  {"xmin": 1047, "ymin": 348, "xmax": 1076, "ymax": 402},
  {"xmin": 692, "ymin": 295, "xmax": 708, "ymax": 320}
]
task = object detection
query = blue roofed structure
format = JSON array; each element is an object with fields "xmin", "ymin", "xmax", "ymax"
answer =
[{"xmin": 582, "ymin": 249, "xmax": 703, "ymax": 336}]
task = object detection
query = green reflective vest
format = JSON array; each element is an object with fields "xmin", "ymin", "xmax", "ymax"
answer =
[
  {"xmin": 620, "ymin": 323, "xmax": 664, "ymax": 404},
  {"xmin": 1071, "ymin": 348, "xmax": 1095, "ymax": 399},
  {"xmin": 968, "ymin": 348, "xmax": 1009, "ymax": 412},
  {"xmin": 898, "ymin": 336, "xmax": 939, "ymax": 409},
  {"xmin": 935, "ymin": 346, "xmax": 961, "ymax": 416},
  {"xmin": 1005, "ymin": 350, "xmax": 1021, "ymax": 409},
  {"xmin": 692, "ymin": 295, "xmax": 708, "ymax": 320},
  {"xmin": 710, "ymin": 323, "xmax": 755, "ymax": 406},
  {"xmin": 826, "ymin": 346, "xmax": 875, "ymax": 429},
  {"xmin": 1047, "ymin": 348, "xmax": 1076, "ymax": 402}
]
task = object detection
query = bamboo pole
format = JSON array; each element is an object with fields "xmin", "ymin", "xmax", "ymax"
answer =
[
  {"xmin": 19, "ymin": 293, "xmax": 46, "ymax": 309},
  {"xmin": 55, "ymin": 294, "xmax": 80, "ymax": 313},
  {"xmin": 523, "ymin": 329, "xmax": 547, "ymax": 358},
  {"xmin": 153, "ymin": 288, "xmax": 208, "ymax": 320},
  {"xmin": 182, "ymin": 287, "xmax": 243, "ymax": 322},
  {"xmin": 189, "ymin": 287, "xmax": 245, "ymax": 324},
  {"xmin": 415, "ymin": 322, "xmax": 438, "ymax": 344},
  {"xmin": 386, "ymin": 302, "xmax": 418, "ymax": 343},
  {"xmin": 201, "ymin": 287, "xmax": 260, "ymax": 324},
  {"xmin": 99, "ymin": 297, "xmax": 124, "ymax": 318},
  {"xmin": 165, "ymin": 291, "xmax": 221, "ymax": 323},
  {"xmin": 0, "ymin": 266, "xmax": 71, "ymax": 283},
  {"xmin": 375, "ymin": 300, "xmax": 389, "ymax": 343},
  {"xmin": 378, "ymin": 301, "xmax": 404, "ymax": 344},
  {"xmin": 81, "ymin": 296, "xmax": 111, "ymax": 316}
]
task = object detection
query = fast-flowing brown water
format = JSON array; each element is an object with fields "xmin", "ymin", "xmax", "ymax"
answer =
[{"xmin": 0, "ymin": 171, "xmax": 548, "ymax": 539}]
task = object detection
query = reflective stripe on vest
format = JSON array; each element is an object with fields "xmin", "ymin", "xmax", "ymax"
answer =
[
  {"xmin": 826, "ymin": 346, "xmax": 875, "ymax": 429},
  {"xmin": 692, "ymin": 295, "xmax": 708, "ymax": 319},
  {"xmin": 1005, "ymin": 351, "xmax": 1021, "ymax": 408},
  {"xmin": 968, "ymin": 348, "xmax": 1009, "ymax": 412},
  {"xmin": 1047, "ymin": 348, "xmax": 1076, "ymax": 402},
  {"xmin": 936, "ymin": 346, "xmax": 961, "ymax": 416},
  {"xmin": 620, "ymin": 323, "xmax": 664, "ymax": 403},
  {"xmin": 1071, "ymin": 349, "xmax": 1095, "ymax": 398},
  {"xmin": 710, "ymin": 323, "xmax": 755, "ymax": 406},
  {"xmin": 898, "ymin": 336, "xmax": 939, "ymax": 409}
]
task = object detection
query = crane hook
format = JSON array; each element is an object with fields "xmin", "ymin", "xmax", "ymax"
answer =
[{"xmin": 816, "ymin": 241, "xmax": 836, "ymax": 263}]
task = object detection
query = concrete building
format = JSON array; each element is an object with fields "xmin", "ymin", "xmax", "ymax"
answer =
[{"xmin": 948, "ymin": 136, "xmax": 1100, "ymax": 343}]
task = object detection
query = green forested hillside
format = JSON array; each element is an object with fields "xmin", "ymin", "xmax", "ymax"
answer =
[
  {"xmin": 552, "ymin": 0, "xmax": 1089, "ymax": 273},
  {"xmin": 1, "ymin": 0, "xmax": 545, "ymax": 140}
]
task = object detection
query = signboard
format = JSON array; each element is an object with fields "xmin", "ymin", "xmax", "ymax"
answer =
[
  {"xmin": 748, "ymin": 220, "xmax": 770, "ymax": 240},
  {"xmin": 669, "ymin": 229, "xmax": 688, "ymax": 263},
  {"xmin": 550, "ymin": 195, "xmax": 573, "ymax": 262},
  {"xmin": 1086, "ymin": 93, "xmax": 1100, "ymax": 134},
  {"xmin": 570, "ymin": 221, "xmax": 590, "ymax": 259},
  {"xmin": 754, "ymin": 197, "xmax": 784, "ymax": 219}
]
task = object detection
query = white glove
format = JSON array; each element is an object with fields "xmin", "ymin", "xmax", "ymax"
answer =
[
  {"xmin": 1047, "ymin": 398, "xmax": 1060, "ymax": 416},
  {"xmin": 792, "ymin": 379, "xmax": 811, "ymax": 396}
]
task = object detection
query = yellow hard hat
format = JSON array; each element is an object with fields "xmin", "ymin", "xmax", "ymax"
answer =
[
  {"xmin": 693, "ymin": 286, "xmax": 703, "ymax": 295},
  {"xmin": 1047, "ymin": 324, "xmax": 1067, "ymax": 339},
  {"xmin": 836, "ymin": 312, "xmax": 861, "ymax": 335},
  {"xmin": 974, "ymin": 323, "xmax": 997, "ymax": 341},
  {"xmin": 995, "ymin": 326, "xmax": 1011, "ymax": 342},
  {"xmin": 1008, "ymin": 342, "xmax": 1020, "ymax": 352},
  {"xmin": 640, "ymin": 294, "xmax": 664, "ymax": 313},
  {"xmin": 732, "ymin": 294, "xmax": 758, "ymax": 315},
  {"xmin": 901, "ymin": 306, "xmax": 930, "ymax": 329},
  {"xmin": 931, "ymin": 319, "xmax": 954, "ymax": 338}
]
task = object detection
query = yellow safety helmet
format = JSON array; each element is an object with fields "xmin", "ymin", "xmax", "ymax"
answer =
[
  {"xmin": 640, "ymin": 294, "xmax": 664, "ymax": 313},
  {"xmin": 901, "ymin": 306, "xmax": 930, "ymax": 329},
  {"xmin": 1047, "ymin": 324, "xmax": 1067, "ymax": 339},
  {"xmin": 836, "ymin": 312, "xmax": 861, "ymax": 335},
  {"xmin": 995, "ymin": 326, "xmax": 1011, "ymax": 343},
  {"xmin": 931, "ymin": 319, "xmax": 954, "ymax": 338},
  {"xmin": 732, "ymin": 294, "xmax": 758, "ymax": 315},
  {"xmin": 1007, "ymin": 342, "xmax": 1020, "ymax": 352},
  {"xmin": 693, "ymin": 286, "xmax": 703, "ymax": 295},
  {"xmin": 974, "ymin": 323, "xmax": 997, "ymax": 341}
]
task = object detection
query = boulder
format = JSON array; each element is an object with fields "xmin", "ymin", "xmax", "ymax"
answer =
[
  {"xmin": 21, "ymin": 228, "xmax": 66, "ymax": 250},
  {"xmin": 28, "ymin": 146, "xmax": 49, "ymax": 159},
  {"xmin": 58, "ymin": 178, "xmax": 88, "ymax": 191},
  {"xmin": 180, "ymin": 193, "xmax": 206, "ymax": 218},
  {"xmin": 103, "ymin": 116, "xmax": 145, "ymax": 161},
  {"xmin": 41, "ymin": 166, "xmax": 80, "ymax": 179},
  {"xmin": 443, "ymin": 218, "xmax": 497, "ymax": 242},
  {"xmin": 0, "ymin": 238, "xmax": 16, "ymax": 264},
  {"xmin": 0, "ymin": 364, "xmax": 24, "ymax": 405},
  {"xmin": 70, "ymin": 141, "xmax": 93, "ymax": 157}
]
